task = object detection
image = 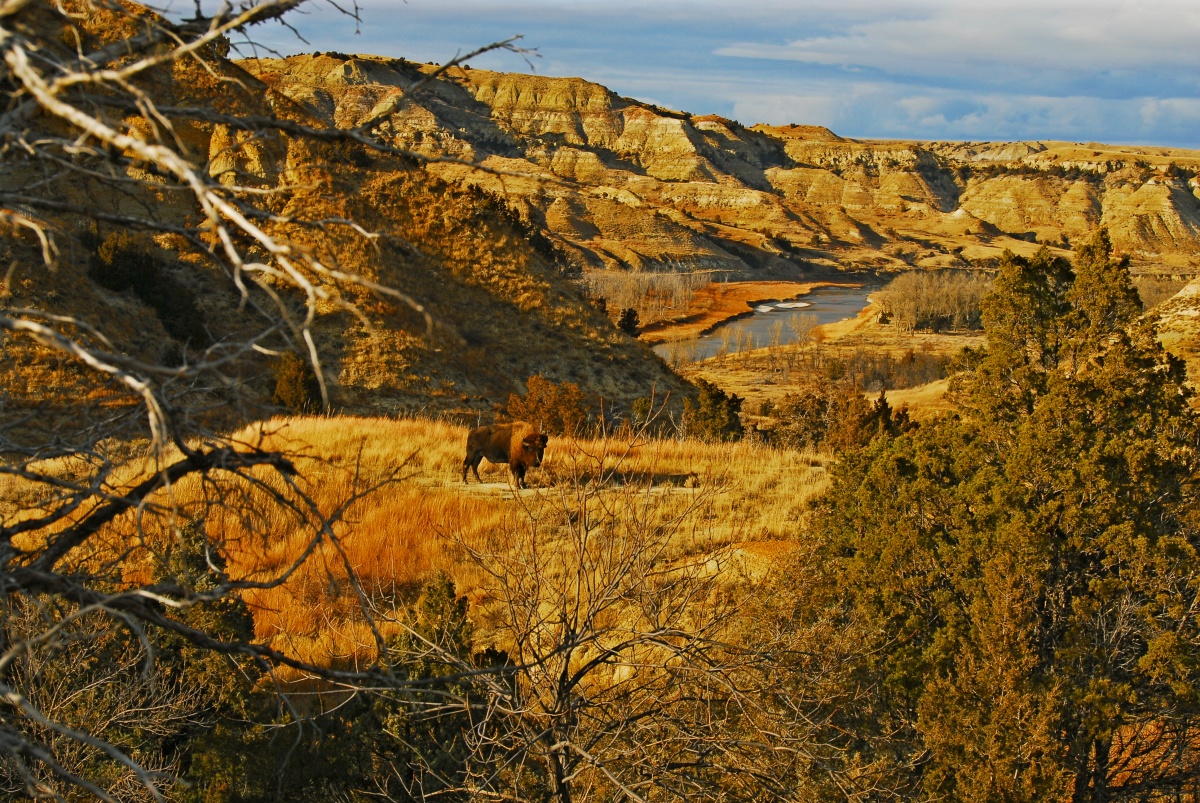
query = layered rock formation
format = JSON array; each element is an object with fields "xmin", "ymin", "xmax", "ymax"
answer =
[
  {"xmin": 245, "ymin": 54, "xmax": 1200, "ymax": 281},
  {"xmin": 1155, "ymin": 278, "xmax": 1200, "ymax": 386},
  {"xmin": 11, "ymin": 8, "xmax": 1200, "ymax": 425}
]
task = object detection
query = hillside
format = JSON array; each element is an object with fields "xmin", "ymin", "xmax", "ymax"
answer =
[
  {"xmin": 0, "ymin": 4, "xmax": 688, "ymax": 427},
  {"xmin": 245, "ymin": 54, "xmax": 1200, "ymax": 281}
]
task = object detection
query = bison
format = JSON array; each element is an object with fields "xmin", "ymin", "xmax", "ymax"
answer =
[{"xmin": 462, "ymin": 422, "xmax": 549, "ymax": 489}]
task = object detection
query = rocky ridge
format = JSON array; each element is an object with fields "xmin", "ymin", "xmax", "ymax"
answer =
[
  {"xmin": 9, "ymin": 8, "xmax": 1200, "ymax": 425},
  {"xmin": 244, "ymin": 54, "xmax": 1200, "ymax": 281}
]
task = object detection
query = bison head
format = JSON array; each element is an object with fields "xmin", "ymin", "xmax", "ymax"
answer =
[{"xmin": 521, "ymin": 432, "xmax": 549, "ymax": 467}]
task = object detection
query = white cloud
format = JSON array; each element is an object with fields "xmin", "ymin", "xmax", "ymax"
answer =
[
  {"xmin": 715, "ymin": 1, "xmax": 1200, "ymax": 82},
  {"xmin": 729, "ymin": 80, "xmax": 1200, "ymax": 144},
  {"xmin": 230, "ymin": 0, "xmax": 1200, "ymax": 146}
]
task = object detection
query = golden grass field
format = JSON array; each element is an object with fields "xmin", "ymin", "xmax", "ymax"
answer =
[
  {"xmin": 6, "ymin": 417, "xmax": 829, "ymax": 679},
  {"xmin": 222, "ymin": 416, "xmax": 829, "ymax": 674}
]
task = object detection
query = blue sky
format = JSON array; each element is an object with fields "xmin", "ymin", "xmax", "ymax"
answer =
[{"xmin": 220, "ymin": 0, "xmax": 1200, "ymax": 147}]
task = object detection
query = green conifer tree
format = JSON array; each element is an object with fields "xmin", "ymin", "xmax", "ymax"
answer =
[
  {"xmin": 804, "ymin": 237, "xmax": 1200, "ymax": 801},
  {"xmin": 1066, "ymin": 228, "xmax": 1143, "ymax": 360},
  {"xmin": 682, "ymin": 379, "xmax": 744, "ymax": 442},
  {"xmin": 617, "ymin": 307, "xmax": 640, "ymax": 336}
]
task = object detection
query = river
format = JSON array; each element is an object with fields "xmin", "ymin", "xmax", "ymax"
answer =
[{"xmin": 652, "ymin": 284, "xmax": 877, "ymax": 363}]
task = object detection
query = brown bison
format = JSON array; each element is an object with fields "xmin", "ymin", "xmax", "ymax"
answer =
[{"xmin": 462, "ymin": 422, "xmax": 548, "ymax": 489}]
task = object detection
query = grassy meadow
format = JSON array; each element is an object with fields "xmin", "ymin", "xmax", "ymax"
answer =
[
  {"xmin": 228, "ymin": 417, "xmax": 825, "ymax": 671},
  {"xmin": 2, "ymin": 417, "xmax": 827, "ymax": 681}
]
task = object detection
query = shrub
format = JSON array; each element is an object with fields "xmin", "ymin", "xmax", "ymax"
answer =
[
  {"xmin": 506, "ymin": 374, "xmax": 591, "ymax": 436},
  {"xmin": 682, "ymin": 379, "xmax": 743, "ymax": 442},
  {"xmin": 630, "ymin": 396, "xmax": 654, "ymax": 428},
  {"xmin": 774, "ymin": 384, "xmax": 913, "ymax": 451},
  {"xmin": 272, "ymin": 352, "xmax": 322, "ymax": 412},
  {"xmin": 617, "ymin": 307, "xmax": 640, "ymax": 336},
  {"xmin": 823, "ymin": 348, "xmax": 952, "ymax": 391}
]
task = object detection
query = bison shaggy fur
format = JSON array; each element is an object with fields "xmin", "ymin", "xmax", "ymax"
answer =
[{"xmin": 462, "ymin": 422, "xmax": 548, "ymax": 489}]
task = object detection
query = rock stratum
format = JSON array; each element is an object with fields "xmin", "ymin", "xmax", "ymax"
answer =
[{"xmin": 246, "ymin": 54, "xmax": 1200, "ymax": 280}]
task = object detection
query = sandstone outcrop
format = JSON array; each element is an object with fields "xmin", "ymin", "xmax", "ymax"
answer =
[
  {"xmin": 244, "ymin": 55, "xmax": 1200, "ymax": 283},
  {"xmin": 12, "ymin": 7, "xmax": 1200, "ymax": 425},
  {"xmin": 1156, "ymin": 279, "xmax": 1200, "ymax": 386}
]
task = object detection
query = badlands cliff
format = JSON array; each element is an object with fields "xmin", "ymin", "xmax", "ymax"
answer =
[
  {"xmin": 245, "ymin": 54, "xmax": 1200, "ymax": 281},
  {"xmin": 0, "ymin": 6, "xmax": 689, "ymax": 423}
]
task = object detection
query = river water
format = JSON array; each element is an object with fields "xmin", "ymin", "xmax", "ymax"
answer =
[{"xmin": 653, "ymin": 284, "xmax": 877, "ymax": 363}]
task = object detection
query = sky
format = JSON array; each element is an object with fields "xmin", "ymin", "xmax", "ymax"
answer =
[{"xmin": 211, "ymin": 0, "xmax": 1200, "ymax": 147}]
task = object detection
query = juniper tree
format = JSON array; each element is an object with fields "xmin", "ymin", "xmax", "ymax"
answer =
[
  {"xmin": 807, "ymin": 233, "xmax": 1200, "ymax": 802},
  {"xmin": 617, "ymin": 307, "xmax": 640, "ymax": 336}
]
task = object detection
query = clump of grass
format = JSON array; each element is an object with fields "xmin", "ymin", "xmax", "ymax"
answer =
[{"xmin": 224, "ymin": 417, "xmax": 827, "ymax": 671}]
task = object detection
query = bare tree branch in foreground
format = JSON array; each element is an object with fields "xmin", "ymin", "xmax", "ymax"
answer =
[{"xmin": 0, "ymin": 0, "xmax": 529, "ymax": 797}]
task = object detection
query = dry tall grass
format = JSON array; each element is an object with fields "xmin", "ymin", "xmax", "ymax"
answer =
[
  {"xmin": 1, "ymin": 415, "xmax": 827, "ymax": 678},
  {"xmin": 222, "ymin": 416, "xmax": 826, "ymax": 672}
]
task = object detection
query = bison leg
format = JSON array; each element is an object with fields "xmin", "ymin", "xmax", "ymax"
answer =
[
  {"xmin": 512, "ymin": 463, "xmax": 527, "ymax": 489},
  {"xmin": 463, "ymin": 454, "xmax": 483, "ymax": 484}
]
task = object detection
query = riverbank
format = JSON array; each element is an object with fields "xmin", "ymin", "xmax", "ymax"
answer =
[
  {"xmin": 639, "ymin": 281, "xmax": 858, "ymax": 345},
  {"xmin": 679, "ymin": 298, "xmax": 986, "ymax": 421}
]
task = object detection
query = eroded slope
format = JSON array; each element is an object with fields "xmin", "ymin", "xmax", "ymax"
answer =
[{"xmin": 245, "ymin": 54, "xmax": 1200, "ymax": 282}]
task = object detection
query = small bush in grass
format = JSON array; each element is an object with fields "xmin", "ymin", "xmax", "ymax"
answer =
[
  {"xmin": 273, "ymin": 353, "xmax": 322, "ymax": 413},
  {"xmin": 506, "ymin": 374, "xmax": 591, "ymax": 436}
]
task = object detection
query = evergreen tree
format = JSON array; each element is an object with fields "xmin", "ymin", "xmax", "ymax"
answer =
[
  {"xmin": 962, "ymin": 247, "xmax": 1073, "ymax": 424},
  {"xmin": 683, "ymin": 379, "xmax": 744, "ymax": 442},
  {"xmin": 617, "ymin": 307, "xmax": 640, "ymax": 336},
  {"xmin": 1066, "ymin": 228, "xmax": 1143, "ymax": 361},
  {"xmin": 806, "ymin": 236, "xmax": 1200, "ymax": 802}
]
